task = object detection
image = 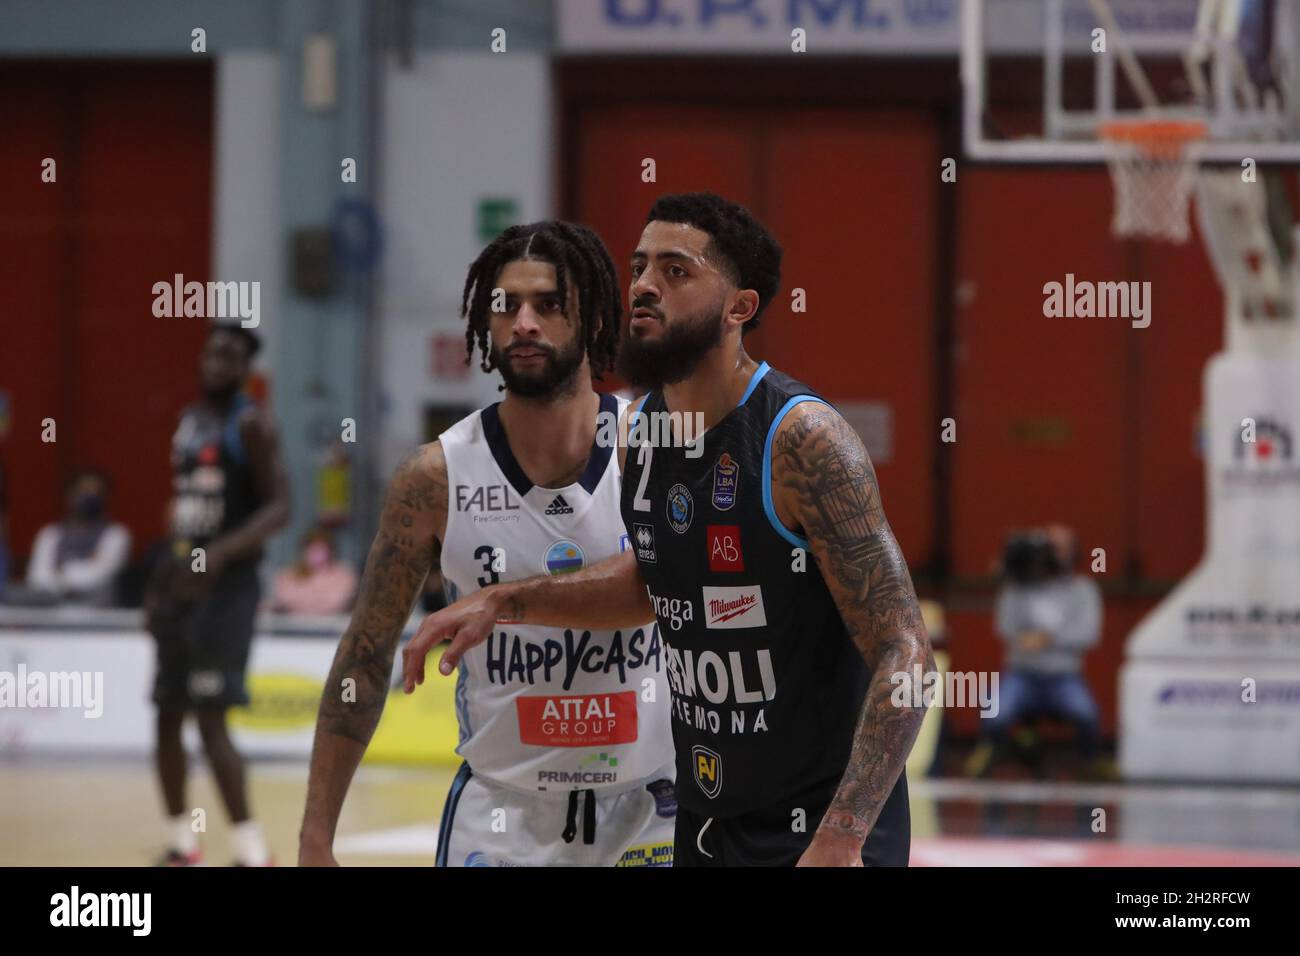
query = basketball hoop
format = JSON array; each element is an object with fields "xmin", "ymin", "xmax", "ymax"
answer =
[{"xmin": 1100, "ymin": 119, "xmax": 1207, "ymax": 243}]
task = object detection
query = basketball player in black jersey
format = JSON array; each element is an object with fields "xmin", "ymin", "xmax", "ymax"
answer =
[
  {"xmin": 145, "ymin": 324, "xmax": 290, "ymax": 866},
  {"xmin": 405, "ymin": 193, "xmax": 933, "ymax": 866}
]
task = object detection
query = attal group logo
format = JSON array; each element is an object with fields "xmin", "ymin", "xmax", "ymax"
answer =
[{"xmin": 516, "ymin": 691, "xmax": 637, "ymax": 747}]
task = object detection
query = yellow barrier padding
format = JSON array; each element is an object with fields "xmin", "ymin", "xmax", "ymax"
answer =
[{"xmin": 365, "ymin": 648, "xmax": 462, "ymax": 766}]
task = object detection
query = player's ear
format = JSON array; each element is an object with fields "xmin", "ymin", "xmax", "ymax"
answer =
[{"xmin": 727, "ymin": 289, "xmax": 759, "ymax": 329}]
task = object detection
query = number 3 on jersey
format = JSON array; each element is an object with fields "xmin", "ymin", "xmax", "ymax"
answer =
[
  {"xmin": 474, "ymin": 545, "xmax": 506, "ymax": 587},
  {"xmin": 632, "ymin": 442, "xmax": 653, "ymax": 512}
]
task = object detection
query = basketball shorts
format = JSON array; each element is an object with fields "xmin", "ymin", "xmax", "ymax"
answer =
[
  {"xmin": 150, "ymin": 560, "xmax": 261, "ymax": 709},
  {"xmin": 436, "ymin": 761, "xmax": 678, "ymax": 867},
  {"xmin": 673, "ymin": 771, "xmax": 911, "ymax": 866}
]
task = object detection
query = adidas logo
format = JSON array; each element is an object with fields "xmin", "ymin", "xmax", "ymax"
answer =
[{"xmin": 545, "ymin": 495, "xmax": 574, "ymax": 516}]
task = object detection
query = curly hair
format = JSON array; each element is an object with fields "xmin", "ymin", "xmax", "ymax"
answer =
[
  {"xmin": 460, "ymin": 221, "xmax": 622, "ymax": 378},
  {"xmin": 645, "ymin": 192, "xmax": 783, "ymax": 333}
]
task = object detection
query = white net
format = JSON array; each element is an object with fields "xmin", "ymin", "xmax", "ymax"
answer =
[{"xmin": 1101, "ymin": 121, "xmax": 1206, "ymax": 243}]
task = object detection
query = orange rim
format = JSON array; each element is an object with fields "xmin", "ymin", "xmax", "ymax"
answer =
[{"xmin": 1099, "ymin": 120, "xmax": 1207, "ymax": 158}]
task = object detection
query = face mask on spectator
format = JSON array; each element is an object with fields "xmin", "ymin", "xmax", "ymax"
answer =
[
  {"xmin": 305, "ymin": 541, "xmax": 331, "ymax": 570},
  {"xmin": 75, "ymin": 493, "xmax": 105, "ymax": 520}
]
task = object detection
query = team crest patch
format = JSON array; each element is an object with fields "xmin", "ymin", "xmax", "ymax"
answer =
[
  {"xmin": 712, "ymin": 452, "xmax": 738, "ymax": 510},
  {"xmin": 544, "ymin": 539, "xmax": 585, "ymax": 575},
  {"xmin": 692, "ymin": 745, "xmax": 722, "ymax": 799},
  {"xmin": 666, "ymin": 483, "xmax": 693, "ymax": 534}
]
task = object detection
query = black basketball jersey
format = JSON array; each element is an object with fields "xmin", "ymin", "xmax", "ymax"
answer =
[
  {"xmin": 620, "ymin": 362, "xmax": 872, "ymax": 819},
  {"xmin": 169, "ymin": 394, "xmax": 264, "ymax": 563}
]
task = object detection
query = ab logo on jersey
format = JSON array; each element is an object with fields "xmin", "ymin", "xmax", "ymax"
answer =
[
  {"xmin": 712, "ymin": 452, "xmax": 738, "ymax": 510},
  {"xmin": 692, "ymin": 745, "xmax": 722, "ymax": 799},
  {"xmin": 544, "ymin": 540, "xmax": 585, "ymax": 575},
  {"xmin": 666, "ymin": 484, "xmax": 693, "ymax": 534},
  {"xmin": 707, "ymin": 525, "xmax": 743, "ymax": 573}
]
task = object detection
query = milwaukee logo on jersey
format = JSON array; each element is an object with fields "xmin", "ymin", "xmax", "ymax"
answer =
[
  {"xmin": 544, "ymin": 494, "xmax": 574, "ymax": 516},
  {"xmin": 702, "ymin": 586, "xmax": 767, "ymax": 629}
]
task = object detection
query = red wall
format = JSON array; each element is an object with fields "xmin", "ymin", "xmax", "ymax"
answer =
[
  {"xmin": 0, "ymin": 62, "xmax": 213, "ymax": 563},
  {"xmin": 572, "ymin": 104, "xmax": 939, "ymax": 567},
  {"xmin": 562, "ymin": 61, "xmax": 1231, "ymax": 738}
]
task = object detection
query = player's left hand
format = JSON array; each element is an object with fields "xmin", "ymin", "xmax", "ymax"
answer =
[
  {"xmin": 796, "ymin": 830, "xmax": 866, "ymax": 867},
  {"xmin": 172, "ymin": 542, "xmax": 229, "ymax": 601}
]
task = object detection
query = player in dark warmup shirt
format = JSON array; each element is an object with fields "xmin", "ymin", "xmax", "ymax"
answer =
[
  {"xmin": 404, "ymin": 193, "xmax": 933, "ymax": 866},
  {"xmin": 146, "ymin": 324, "xmax": 290, "ymax": 866}
]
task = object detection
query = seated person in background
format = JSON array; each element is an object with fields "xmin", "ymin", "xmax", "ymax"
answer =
[
  {"xmin": 26, "ymin": 468, "xmax": 131, "ymax": 606},
  {"xmin": 267, "ymin": 527, "xmax": 356, "ymax": 615},
  {"xmin": 967, "ymin": 524, "xmax": 1107, "ymax": 779}
]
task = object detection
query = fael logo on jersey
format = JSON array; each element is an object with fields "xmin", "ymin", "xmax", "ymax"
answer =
[
  {"xmin": 692, "ymin": 745, "xmax": 723, "ymax": 798},
  {"xmin": 707, "ymin": 525, "xmax": 743, "ymax": 573}
]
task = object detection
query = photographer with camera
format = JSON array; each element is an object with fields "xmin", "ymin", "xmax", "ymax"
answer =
[{"xmin": 966, "ymin": 524, "xmax": 1108, "ymax": 779}]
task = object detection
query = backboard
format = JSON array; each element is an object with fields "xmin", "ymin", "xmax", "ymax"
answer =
[{"xmin": 962, "ymin": 0, "xmax": 1300, "ymax": 164}]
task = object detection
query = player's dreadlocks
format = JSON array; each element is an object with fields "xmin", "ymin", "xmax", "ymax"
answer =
[{"xmin": 460, "ymin": 221, "xmax": 622, "ymax": 379}]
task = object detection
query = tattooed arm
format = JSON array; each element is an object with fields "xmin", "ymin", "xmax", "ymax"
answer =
[
  {"xmin": 299, "ymin": 443, "xmax": 446, "ymax": 865},
  {"xmin": 772, "ymin": 402, "xmax": 934, "ymax": 867}
]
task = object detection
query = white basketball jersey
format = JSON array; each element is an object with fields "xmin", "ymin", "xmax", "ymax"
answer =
[{"xmin": 438, "ymin": 394, "xmax": 673, "ymax": 795}]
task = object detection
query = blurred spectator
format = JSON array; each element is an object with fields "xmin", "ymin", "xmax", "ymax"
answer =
[
  {"xmin": 268, "ymin": 527, "xmax": 357, "ymax": 615},
  {"xmin": 967, "ymin": 524, "xmax": 1107, "ymax": 779},
  {"xmin": 25, "ymin": 468, "xmax": 131, "ymax": 606}
]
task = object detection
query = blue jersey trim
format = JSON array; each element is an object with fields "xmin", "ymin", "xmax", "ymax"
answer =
[
  {"xmin": 761, "ymin": 395, "xmax": 829, "ymax": 550},
  {"xmin": 220, "ymin": 393, "xmax": 251, "ymax": 465},
  {"xmin": 435, "ymin": 761, "xmax": 474, "ymax": 867},
  {"xmin": 738, "ymin": 361, "xmax": 770, "ymax": 407}
]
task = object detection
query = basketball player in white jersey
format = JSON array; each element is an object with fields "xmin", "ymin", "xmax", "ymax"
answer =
[{"xmin": 299, "ymin": 221, "xmax": 675, "ymax": 867}]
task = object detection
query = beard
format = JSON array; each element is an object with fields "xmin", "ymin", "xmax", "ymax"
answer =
[
  {"xmin": 491, "ymin": 334, "xmax": 586, "ymax": 399},
  {"xmin": 616, "ymin": 298, "xmax": 725, "ymax": 390}
]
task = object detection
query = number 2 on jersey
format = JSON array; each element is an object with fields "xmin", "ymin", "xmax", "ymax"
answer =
[{"xmin": 632, "ymin": 442, "xmax": 653, "ymax": 512}]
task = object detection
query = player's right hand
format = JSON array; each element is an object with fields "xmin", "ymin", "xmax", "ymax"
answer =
[{"xmin": 402, "ymin": 587, "xmax": 505, "ymax": 692}]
